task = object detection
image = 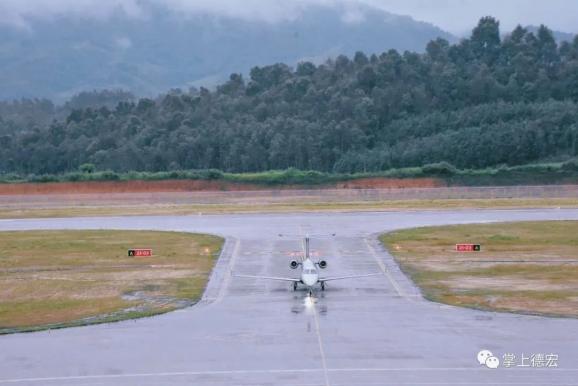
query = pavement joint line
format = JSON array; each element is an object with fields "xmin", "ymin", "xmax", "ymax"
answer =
[
  {"xmin": 4, "ymin": 367, "xmax": 578, "ymax": 383},
  {"xmin": 363, "ymin": 237, "xmax": 406, "ymax": 299}
]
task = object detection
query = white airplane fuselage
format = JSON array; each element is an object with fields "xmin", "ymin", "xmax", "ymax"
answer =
[{"xmin": 300, "ymin": 258, "xmax": 319, "ymax": 288}]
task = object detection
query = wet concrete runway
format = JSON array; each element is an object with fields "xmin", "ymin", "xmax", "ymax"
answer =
[{"xmin": 1, "ymin": 209, "xmax": 578, "ymax": 385}]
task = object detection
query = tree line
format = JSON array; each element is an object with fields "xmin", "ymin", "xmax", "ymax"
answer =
[{"xmin": 1, "ymin": 17, "xmax": 577, "ymax": 176}]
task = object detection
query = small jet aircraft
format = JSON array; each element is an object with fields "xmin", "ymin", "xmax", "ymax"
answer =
[{"xmin": 235, "ymin": 236, "xmax": 381, "ymax": 295}]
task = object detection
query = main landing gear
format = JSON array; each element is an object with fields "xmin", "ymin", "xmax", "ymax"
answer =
[
  {"xmin": 321, "ymin": 282, "xmax": 325, "ymax": 291},
  {"xmin": 293, "ymin": 282, "xmax": 298, "ymax": 291}
]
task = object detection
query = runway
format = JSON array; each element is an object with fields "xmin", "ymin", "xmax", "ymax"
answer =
[{"xmin": 1, "ymin": 209, "xmax": 578, "ymax": 385}]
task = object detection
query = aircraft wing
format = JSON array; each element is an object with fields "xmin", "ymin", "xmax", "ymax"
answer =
[
  {"xmin": 233, "ymin": 274, "xmax": 300, "ymax": 282},
  {"xmin": 319, "ymin": 272, "xmax": 382, "ymax": 282}
]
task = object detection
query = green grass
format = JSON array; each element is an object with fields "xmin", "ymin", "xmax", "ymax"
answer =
[
  {"xmin": 0, "ymin": 230, "xmax": 223, "ymax": 334},
  {"xmin": 381, "ymin": 221, "xmax": 578, "ymax": 318}
]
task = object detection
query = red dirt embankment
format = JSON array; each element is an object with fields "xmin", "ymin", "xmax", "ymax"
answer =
[{"xmin": 0, "ymin": 178, "xmax": 445, "ymax": 195}]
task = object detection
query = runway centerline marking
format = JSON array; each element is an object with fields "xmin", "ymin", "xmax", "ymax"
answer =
[
  {"xmin": 298, "ymin": 225, "xmax": 331, "ymax": 386},
  {"xmin": 312, "ymin": 300, "xmax": 331, "ymax": 386}
]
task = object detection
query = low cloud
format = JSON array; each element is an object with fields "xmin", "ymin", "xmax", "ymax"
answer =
[
  {"xmin": 115, "ymin": 36, "xmax": 132, "ymax": 49},
  {"xmin": 0, "ymin": 0, "xmax": 576, "ymax": 34},
  {"xmin": 0, "ymin": 0, "xmax": 144, "ymax": 29},
  {"xmin": 362, "ymin": 0, "xmax": 578, "ymax": 35},
  {"xmin": 0, "ymin": 0, "xmax": 333, "ymax": 26}
]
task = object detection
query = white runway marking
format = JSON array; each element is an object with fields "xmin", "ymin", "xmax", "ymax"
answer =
[
  {"xmin": 298, "ymin": 225, "xmax": 330, "ymax": 386},
  {"xmin": 3, "ymin": 367, "xmax": 578, "ymax": 384},
  {"xmin": 312, "ymin": 299, "xmax": 330, "ymax": 386},
  {"xmin": 363, "ymin": 237, "xmax": 406, "ymax": 299},
  {"xmin": 216, "ymin": 237, "xmax": 240, "ymax": 304},
  {"xmin": 0, "ymin": 369, "xmax": 321, "ymax": 384},
  {"xmin": 331, "ymin": 383, "xmax": 578, "ymax": 386}
]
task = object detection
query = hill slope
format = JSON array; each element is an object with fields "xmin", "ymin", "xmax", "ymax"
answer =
[
  {"xmin": 0, "ymin": 3, "xmax": 453, "ymax": 101},
  {"xmin": 0, "ymin": 18, "xmax": 577, "ymax": 176}
]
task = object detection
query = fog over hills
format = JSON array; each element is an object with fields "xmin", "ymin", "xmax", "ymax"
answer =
[
  {"xmin": 0, "ymin": 2, "xmax": 454, "ymax": 101},
  {"xmin": 524, "ymin": 25, "xmax": 575, "ymax": 43}
]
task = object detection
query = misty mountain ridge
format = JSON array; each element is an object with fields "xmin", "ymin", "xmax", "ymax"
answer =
[
  {"xmin": 524, "ymin": 25, "xmax": 576, "ymax": 43},
  {"xmin": 0, "ymin": 2, "xmax": 455, "ymax": 101}
]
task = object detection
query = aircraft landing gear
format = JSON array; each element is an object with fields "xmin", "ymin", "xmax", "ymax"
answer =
[
  {"xmin": 293, "ymin": 282, "xmax": 298, "ymax": 291},
  {"xmin": 321, "ymin": 282, "xmax": 325, "ymax": 291}
]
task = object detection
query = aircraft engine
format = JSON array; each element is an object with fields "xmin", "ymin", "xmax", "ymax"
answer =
[
  {"xmin": 318, "ymin": 260, "xmax": 327, "ymax": 269},
  {"xmin": 290, "ymin": 260, "xmax": 299, "ymax": 269}
]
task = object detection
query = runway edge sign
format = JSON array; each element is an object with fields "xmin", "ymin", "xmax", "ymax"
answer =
[{"xmin": 128, "ymin": 248, "xmax": 153, "ymax": 257}]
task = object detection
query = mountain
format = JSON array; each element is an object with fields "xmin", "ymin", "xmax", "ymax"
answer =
[
  {"xmin": 525, "ymin": 25, "xmax": 575, "ymax": 43},
  {"xmin": 0, "ymin": 3, "xmax": 455, "ymax": 101},
  {"xmin": 2, "ymin": 17, "xmax": 577, "ymax": 176}
]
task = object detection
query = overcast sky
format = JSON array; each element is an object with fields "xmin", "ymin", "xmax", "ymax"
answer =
[
  {"xmin": 1, "ymin": 0, "xmax": 576, "ymax": 35},
  {"xmin": 370, "ymin": 0, "xmax": 578, "ymax": 35}
]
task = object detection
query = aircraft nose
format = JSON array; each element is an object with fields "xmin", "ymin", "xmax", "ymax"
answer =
[{"xmin": 303, "ymin": 275, "xmax": 316, "ymax": 286}]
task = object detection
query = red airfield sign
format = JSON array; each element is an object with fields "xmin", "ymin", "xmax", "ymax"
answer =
[
  {"xmin": 455, "ymin": 244, "xmax": 481, "ymax": 252},
  {"xmin": 128, "ymin": 249, "xmax": 153, "ymax": 257}
]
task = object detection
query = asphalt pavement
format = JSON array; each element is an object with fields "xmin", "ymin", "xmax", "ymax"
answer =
[{"xmin": 1, "ymin": 209, "xmax": 578, "ymax": 385}]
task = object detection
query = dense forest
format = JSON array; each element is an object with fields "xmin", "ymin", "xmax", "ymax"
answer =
[{"xmin": 1, "ymin": 17, "xmax": 578, "ymax": 176}]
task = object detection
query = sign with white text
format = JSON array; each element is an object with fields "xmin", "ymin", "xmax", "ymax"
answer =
[
  {"xmin": 456, "ymin": 244, "xmax": 481, "ymax": 252},
  {"xmin": 128, "ymin": 249, "xmax": 153, "ymax": 257}
]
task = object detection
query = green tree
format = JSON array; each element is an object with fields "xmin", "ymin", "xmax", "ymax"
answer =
[{"xmin": 79, "ymin": 163, "xmax": 96, "ymax": 174}]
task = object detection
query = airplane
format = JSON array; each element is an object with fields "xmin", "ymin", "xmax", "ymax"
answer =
[{"xmin": 234, "ymin": 236, "xmax": 381, "ymax": 295}]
